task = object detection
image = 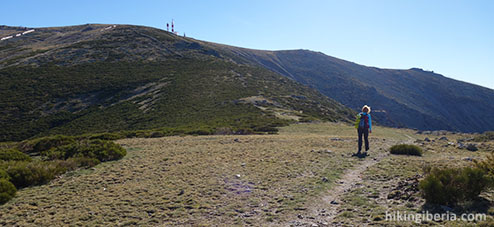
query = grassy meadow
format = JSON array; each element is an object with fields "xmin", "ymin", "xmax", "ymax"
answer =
[{"xmin": 0, "ymin": 122, "xmax": 493, "ymax": 226}]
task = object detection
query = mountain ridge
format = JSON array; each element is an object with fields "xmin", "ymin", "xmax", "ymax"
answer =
[
  {"xmin": 1, "ymin": 24, "xmax": 493, "ymax": 140},
  {"xmin": 197, "ymin": 42, "xmax": 494, "ymax": 132}
]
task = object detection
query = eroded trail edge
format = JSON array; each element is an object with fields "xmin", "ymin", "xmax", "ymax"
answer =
[{"xmin": 287, "ymin": 141, "xmax": 394, "ymax": 226}]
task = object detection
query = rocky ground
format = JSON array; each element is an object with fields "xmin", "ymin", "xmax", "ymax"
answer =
[{"xmin": 0, "ymin": 123, "xmax": 493, "ymax": 226}]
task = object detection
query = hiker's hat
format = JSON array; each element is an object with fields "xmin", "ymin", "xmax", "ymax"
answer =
[{"xmin": 362, "ymin": 105, "xmax": 371, "ymax": 113}]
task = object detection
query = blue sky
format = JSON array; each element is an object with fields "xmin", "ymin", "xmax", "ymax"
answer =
[{"xmin": 2, "ymin": 0, "xmax": 493, "ymax": 89}]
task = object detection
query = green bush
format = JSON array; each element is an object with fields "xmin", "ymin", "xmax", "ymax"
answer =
[
  {"xmin": 0, "ymin": 169, "xmax": 9, "ymax": 180},
  {"xmin": 390, "ymin": 144, "xmax": 423, "ymax": 156},
  {"xmin": 6, "ymin": 161, "xmax": 67, "ymax": 188},
  {"xmin": 148, "ymin": 131, "xmax": 165, "ymax": 138},
  {"xmin": 0, "ymin": 179, "xmax": 16, "ymax": 204},
  {"xmin": 474, "ymin": 131, "xmax": 494, "ymax": 142},
  {"xmin": 50, "ymin": 139, "xmax": 126, "ymax": 162},
  {"xmin": 66, "ymin": 157, "xmax": 100, "ymax": 168},
  {"xmin": 419, "ymin": 167, "xmax": 492, "ymax": 205},
  {"xmin": 19, "ymin": 135, "xmax": 75, "ymax": 155},
  {"xmin": 4, "ymin": 157, "xmax": 101, "ymax": 190},
  {"xmin": 82, "ymin": 132, "xmax": 124, "ymax": 141},
  {"xmin": 0, "ymin": 149, "xmax": 32, "ymax": 161}
]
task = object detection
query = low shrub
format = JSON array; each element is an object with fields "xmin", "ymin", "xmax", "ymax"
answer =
[
  {"xmin": 474, "ymin": 131, "xmax": 494, "ymax": 142},
  {"xmin": 66, "ymin": 157, "xmax": 100, "ymax": 168},
  {"xmin": 390, "ymin": 144, "xmax": 422, "ymax": 156},
  {"xmin": 4, "ymin": 157, "xmax": 100, "ymax": 190},
  {"xmin": 214, "ymin": 127, "xmax": 234, "ymax": 135},
  {"xmin": 50, "ymin": 139, "xmax": 126, "ymax": 162},
  {"xmin": 18, "ymin": 135, "xmax": 75, "ymax": 155},
  {"xmin": 0, "ymin": 149, "xmax": 32, "ymax": 161},
  {"xmin": 148, "ymin": 131, "xmax": 165, "ymax": 138},
  {"xmin": 476, "ymin": 151, "xmax": 494, "ymax": 177},
  {"xmin": 185, "ymin": 129, "xmax": 213, "ymax": 136},
  {"xmin": 6, "ymin": 161, "xmax": 65, "ymax": 188},
  {"xmin": 0, "ymin": 179, "xmax": 16, "ymax": 204},
  {"xmin": 0, "ymin": 169, "xmax": 9, "ymax": 180},
  {"xmin": 234, "ymin": 128, "xmax": 255, "ymax": 135},
  {"xmin": 82, "ymin": 132, "xmax": 124, "ymax": 141},
  {"xmin": 0, "ymin": 135, "xmax": 127, "ymax": 205},
  {"xmin": 419, "ymin": 167, "xmax": 492, "ymax": 205}
]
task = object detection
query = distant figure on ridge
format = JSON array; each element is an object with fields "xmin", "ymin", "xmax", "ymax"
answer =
[{"xmin": 354, "ymin": 105, "xmax": 372, "ymax": 156}]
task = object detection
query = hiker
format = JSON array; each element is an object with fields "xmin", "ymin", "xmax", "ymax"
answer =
[{"xmin": 355, "ymin": 105, "xmax": 372, "ymax": 155}]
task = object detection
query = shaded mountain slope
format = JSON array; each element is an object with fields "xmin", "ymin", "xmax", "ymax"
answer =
[{"xmin": 199, "ymin": 44, "xmax": 494, "ymax": 132}]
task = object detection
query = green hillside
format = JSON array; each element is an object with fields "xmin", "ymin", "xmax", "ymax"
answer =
[{"xmin": 0, "ymin": 24, "xmax": 353, "ymax": 141}]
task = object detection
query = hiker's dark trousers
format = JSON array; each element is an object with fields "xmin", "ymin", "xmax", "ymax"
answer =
[{"xmin": 358, "ymin": 128, "xmax": 369, "ymax": 152}]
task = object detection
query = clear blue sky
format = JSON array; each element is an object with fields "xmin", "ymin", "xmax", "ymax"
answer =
[{"xmin": 2, "ymin": 0, "xmax": 493, "ymax": 89}]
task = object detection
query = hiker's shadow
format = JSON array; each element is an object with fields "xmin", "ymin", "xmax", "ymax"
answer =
[{"xmin": 351, "ymin": 152, "xmax": 368, "ymax": 159}]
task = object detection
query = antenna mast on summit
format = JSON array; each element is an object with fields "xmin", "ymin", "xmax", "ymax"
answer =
[{"xmin": 172, "ymin": 19, "xmax": 175, "ymax": 33}]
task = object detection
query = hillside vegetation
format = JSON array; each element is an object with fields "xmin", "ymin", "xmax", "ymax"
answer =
[{"xmin": 0, "ymin": 24, "xmax": 353, "ymax": 142}]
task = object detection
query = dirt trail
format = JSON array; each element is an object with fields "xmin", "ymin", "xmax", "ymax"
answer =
[
  {"xmin": 288, "ymin": 138, "xmax": 414, "ymax": 226},
  {"xmin": 317, "ymin": 151, "xmax": 389, "ymax": 225}
]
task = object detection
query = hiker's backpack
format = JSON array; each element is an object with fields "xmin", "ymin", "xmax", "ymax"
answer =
[{"xmin": 356, "ymin": 113, "xmax": 369, "ymax": 129}]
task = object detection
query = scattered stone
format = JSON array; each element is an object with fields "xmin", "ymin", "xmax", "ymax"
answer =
[
  {"xmin": 387, "ymin": 175, "xmax": 421, "ymax": 201},
  {"xmin": 241, "ymin": 162, "xmax": 246, "ymax": 167},
  {"xmin": 311, "ymin": 223, "xmax": 318, "ymax": 227},
  {"xmin": 432, "ymin": 130, "xmax": 448, "ymax": 136},
  {"xmin": 373, "ymin": 215, "xmax": 383, "ymax": 221},
  {"xmin": 322, "ymin": 177, "xmax": 329, "ymax": 182},
  {"xmin": 457, "ymin": 142, "xmax": 466, "ymax": 149},
  {"xmin": 178, "ymin": 189, "xmax": 184, "ymax": 196},
  {"xmin": 439, "ymin": 136, "xmax": 449, "ymax": 141},
  {"xmin": 330, "ymin": 138, "xmax": 342, "ymax": 141},
  {"xmin": 235, "ymin": 174, "xmax": 241, "ymax": 178},
  {"xmin": 233, "ymin": 138, "xmax": 240, "ymax": 142},
  {"xmin": 466, "ymin": 143, "xmax": 478, "ymax": 151},
  {"xmin": 312, "ymin": 149, "xmax": 333, "ymax": 154},
  {"xmin": 424, "ymin": 137, "xmax": 431, "ymax": 142},
  {"xmin": 330, "ymin": 200, "xmax": 339, "ymax": 205},
  {"xmin": 463, "ymin": 157, "xmax": 473, "ymax": 161},
  {"xmin": 297, "ymin": 214, "xmax": 304, "ymax": 219},
  {"xmin": 368, "ymin": 194, "xmax": 379, "ymax": 198}
]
